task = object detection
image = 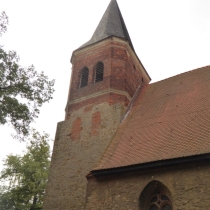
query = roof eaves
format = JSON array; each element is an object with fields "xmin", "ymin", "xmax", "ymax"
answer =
[{"xmin": 88, "ymin": 152, "xmax": 210, "ymax": 177}]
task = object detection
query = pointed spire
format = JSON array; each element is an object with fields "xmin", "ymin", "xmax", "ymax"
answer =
[{"xmin": 79, "ymin": 0, "xmax": 134, "ymax": 51}]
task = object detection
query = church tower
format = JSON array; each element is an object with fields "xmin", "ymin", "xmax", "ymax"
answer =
[{"xmin": 44, "ymin": 0, "xmax": 150, "ymax": 209}]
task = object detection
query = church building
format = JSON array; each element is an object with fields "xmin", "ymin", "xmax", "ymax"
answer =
[{"xmin": 44, "ymin": 0, "xmax": 210, "ymax": 209}]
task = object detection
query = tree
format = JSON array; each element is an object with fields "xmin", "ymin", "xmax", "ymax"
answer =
[
  {"xmin": 0, "ymin": 129, "xmax": 51, "ymax": 210},
  {"xmin": 0, "ymin": 11, "xmax": 8, "ymax": 36},
  {"xmin": 0, "ymin": 11, "xmax": 55, "ymax": 139}
]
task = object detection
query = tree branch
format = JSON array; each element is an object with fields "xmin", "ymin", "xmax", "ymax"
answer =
[{"xmin": 0, "ymin": 85, "xmax": 14, "ymax": 90}]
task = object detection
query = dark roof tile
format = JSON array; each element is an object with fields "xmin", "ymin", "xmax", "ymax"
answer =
[{"xmin": 79, "ymin": 0, "xmax": 134, "ymax": 51}]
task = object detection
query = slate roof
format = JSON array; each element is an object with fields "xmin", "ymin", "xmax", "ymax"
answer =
[
  {"xmin": 93, "ymin": 66, "xmax": 210, "ymax": 171},
  {"xmin": 79, "ymin": 0, "xmax": 134, "ymax": 51}
]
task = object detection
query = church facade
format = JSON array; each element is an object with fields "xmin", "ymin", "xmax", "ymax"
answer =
[{"xmin": 44, "ymin": 1, "xmax": 210, "ymax": 209}]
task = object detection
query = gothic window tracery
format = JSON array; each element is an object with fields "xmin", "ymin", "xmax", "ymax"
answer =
[
  {"xmin": 139, "ymin": 180, "xmax": 173, "ymax": 210},
  {"xmin": 148, "ymin": 193, "xmax": 172, "ymax": 210}
]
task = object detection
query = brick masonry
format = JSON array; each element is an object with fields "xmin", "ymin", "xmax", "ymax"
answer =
[
  {"xmin": 71, "ymin": 117, "xmax": 82, "ymax": 141},
  {"xmin": 65, "ymin": 38, "xmax": 150, "ymax": 118},
  {"xmin": 85, "ymin": 162, "xmax": 210, "ymax": 210},
  {"xmin": 91, "ymin": 111, "xmax": 101, "ymax": 136}
]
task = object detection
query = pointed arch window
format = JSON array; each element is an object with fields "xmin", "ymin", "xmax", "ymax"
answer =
[
  {"xmin": 80, "ymin": 67, "xmax": 89, "ymax": 88},
  {"xmin": 95, "ymin": 62, "xmax": 104, "ymax": 83},
  {"xmin": 139, "ymin": 181, "xmax": 173, "ymax": 210}
]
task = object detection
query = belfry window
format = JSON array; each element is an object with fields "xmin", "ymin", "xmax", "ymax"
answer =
[
  {"xmin": 80, "ymin": 67, "xmax": 89, "ymax": 88},
  {"xmin": 95, "ymin": 62, "xmax": 104, "ymax": 83}
]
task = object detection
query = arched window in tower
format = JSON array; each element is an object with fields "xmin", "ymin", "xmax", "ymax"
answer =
[
  {"xmin": 95, "ymin": 62, "xmax": 104, "ymax": 83},
  {"xmin": 80, "ymin": 67, "xmax": 89, "ymax": 88},
  {"xmin": 139, "ymin": 180, "xmax": 173, "ymax": 210}
]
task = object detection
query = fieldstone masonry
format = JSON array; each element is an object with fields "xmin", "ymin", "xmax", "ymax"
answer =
[
  {"xmin": 44, "ymin": 102, "xmax": 125, "ymax": 209},
  {"xmin": 85, "ymin": 163, "xmax": 210, "ymax": 210}
]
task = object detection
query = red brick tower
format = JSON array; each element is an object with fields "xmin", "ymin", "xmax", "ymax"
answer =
[{"xmin": 44, "ymin": 0, "xmax": 150, "ymax": 209}]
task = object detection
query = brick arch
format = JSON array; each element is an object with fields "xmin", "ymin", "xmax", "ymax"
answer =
[{"xmin": 139, "ymin": 180, "xmax": 173, "ymax": 210}]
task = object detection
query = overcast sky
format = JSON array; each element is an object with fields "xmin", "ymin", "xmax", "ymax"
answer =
[{"xmin": 0, "ymin": 0, "xmax": 210, "ymax": 171}]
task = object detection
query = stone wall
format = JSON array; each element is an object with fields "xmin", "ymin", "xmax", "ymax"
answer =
[
  {"xmin": 43, "ymin": 101, "xmax": 125, "ymax": 209},
  {"xmin": 85, "ymin": 162, "xmax": 210, "ymax": 209}
]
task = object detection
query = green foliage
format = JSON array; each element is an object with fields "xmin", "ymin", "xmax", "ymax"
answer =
[
  {"xmin": 0, "ymin": 129, "xmax": 51, "ymax": 210},
  {"xmin": 0, "ymin": 11, "xmax": 55, "ymax": 138},
  {"xmin": 0, "ymin": 11, "xmax": 8, "ymax": 36}
]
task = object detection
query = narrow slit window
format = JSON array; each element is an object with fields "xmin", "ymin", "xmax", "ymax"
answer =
[
  {"xmin": 80, "ymin": 67, "xmax": 89, "ymax": 88},
  {"xmin": 95, "ymin": 62, "xmax": 104, "ymax": 83}
]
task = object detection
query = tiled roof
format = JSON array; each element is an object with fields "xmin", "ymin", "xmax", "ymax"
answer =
[
  {"xmin": 79, "ymin": 0, "xmax": 134, "ymax": 51},
  {"xmin": 93, "ymin": 66, "xmax": 210, "ymax": 171}
]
